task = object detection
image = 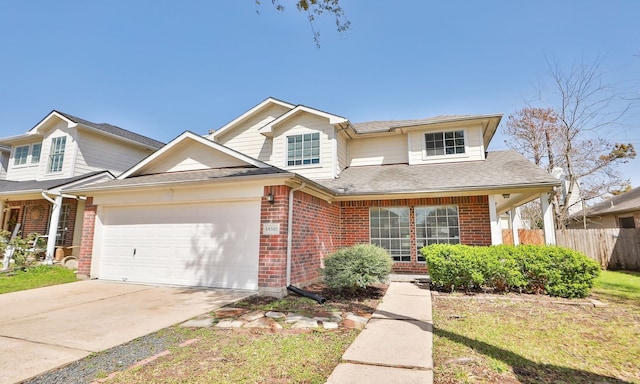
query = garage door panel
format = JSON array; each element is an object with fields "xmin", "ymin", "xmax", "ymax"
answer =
[{"xmin": 99, "ymin": 201, "xmax": 260, "ymax": 290}]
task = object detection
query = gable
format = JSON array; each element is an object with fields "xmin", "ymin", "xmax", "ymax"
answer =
[
  {"xmin": 211, "ymin": 103, "xmax": 292, "ymax": 161},
  {"xmin": 135, "ymin": 137, "xmax": 249, "ymax": 175}
]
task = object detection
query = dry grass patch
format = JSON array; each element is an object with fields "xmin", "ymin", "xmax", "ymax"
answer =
[
  {"xmin": 101, "ymin": 283, "xmax": 386, "ymax": 384},
  {"xmin": 433, "ymin": 279, "xmax": 640, "ymax": 383}
]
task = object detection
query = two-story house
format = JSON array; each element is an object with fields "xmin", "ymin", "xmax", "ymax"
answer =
[
  {"xmin": 70, "ymin": 98, "xmax": 560, "ymax": 297},
  {"xmin": 0, "ymin": 111, "xmax": 164, "ymax": 262}
]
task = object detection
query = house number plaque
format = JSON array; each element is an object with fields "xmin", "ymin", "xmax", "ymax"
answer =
[{"xmin": 263, "ymin": 223, "xmax": 280, "ymax": 235}]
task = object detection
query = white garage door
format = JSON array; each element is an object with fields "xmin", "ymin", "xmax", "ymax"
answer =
[{"xmin": 98, "ymin": 201, "xmax": 260, "ymax": 290}]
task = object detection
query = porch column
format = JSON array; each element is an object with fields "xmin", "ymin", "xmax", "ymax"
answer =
[
  {"xmin": 540, "ymin": 192, "xmax": 556, "ymax": 245},
  {"xmin": 510, "ymin": 207, "xmax": 520, "ymax": 245},
  {"xmin": 488, "ymin": 195, "xmax": 502, "ymax": 245},
  {"xmin": 45, "ymin": 195, "xmax": 63, "ymax": 264}
]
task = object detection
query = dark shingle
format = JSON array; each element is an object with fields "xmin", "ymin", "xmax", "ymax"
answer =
[
  {"xmin": 55, "ymin": 111, "xmax": 164, "ymax": 149},
  {"xmin": 316, "ymin": 150, "xmax": 559, "ymax": 195}
]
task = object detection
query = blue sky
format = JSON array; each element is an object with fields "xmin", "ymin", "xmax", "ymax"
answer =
[{"xmin": 1, "ymin": 1, "xmax": 639, "ymax": 186}]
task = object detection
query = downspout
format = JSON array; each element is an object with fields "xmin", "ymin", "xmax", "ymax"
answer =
[{"xmin": 286, "ymin": 182, "xmax": 306, "ymax": 287}]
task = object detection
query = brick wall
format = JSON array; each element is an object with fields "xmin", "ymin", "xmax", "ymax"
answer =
[
  {"xmin": 77, "ymin": 197, "xmax": 96, "ymax": 276},
  {"xmin": 338, "ymin": 196, "xmax": 491, "ymax": 273},
  {"xmin": 2, "ymin": 198, "xmax": 79, "ymax": 247},
  {"xmin": 290, "ymin": 191, "xmax": 341, "ymax": 286},
  {"xmin": 258, "ymin": 186, "xmax": 290, "ymax": 290}
]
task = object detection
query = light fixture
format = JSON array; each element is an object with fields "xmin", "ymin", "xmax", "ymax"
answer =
[
  {"xmin": 502, "ymin": 193, "xmax": 511, "ymax": 199},
  {"xmin": 266, "ymin": 192, "xmax": 275, "ymax": 204}
]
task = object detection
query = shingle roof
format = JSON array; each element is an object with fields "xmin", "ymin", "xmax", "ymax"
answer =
[
  {"xmin": 55, "ymin": 111, "xmax": 164, "ymax": 149},
  {"xmin": 69, "ymin": 167, "xmax": 291, "ymax": 192},
  {"xmin": 352, "ymin": 115, "xmax": 491, "ymax": 134},
  {"xmin": 315, "ymin": 150, "xmax": 559, "ymax": 195},
  {"xmin": 0, "ymin": 171, "xmax": 107, "ymax": 194},
  {"xmin": 581, "ymin": 187, "xmax": 640, "ymax": 216}
]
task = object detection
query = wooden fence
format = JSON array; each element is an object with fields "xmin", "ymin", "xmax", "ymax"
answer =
[
  {"xmin": 555, "ymin": 228, "xmax": 640, "ymax": 271},
  {"xmin": 503, "ymin": 228, "xmax": 640, "ymax": 270}
]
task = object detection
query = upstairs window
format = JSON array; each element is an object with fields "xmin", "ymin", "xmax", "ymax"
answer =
[
  {"xmin": 48, "ymin": 136, "xmax": 66, "ymax": 173},
  {"xmin": 425, "ymin": 130, "xmax": 465, "ymax": 156},
  {"xmin": 31, "ymin": 143, "xmax": 42, "ymax": 164},
  {"xmin": 287, "ymin": 132, "xmax": 320, "ymax": 166},
  {"xmin": 13, "ymin": 145, "xmax": 29, "ymax": 165}
]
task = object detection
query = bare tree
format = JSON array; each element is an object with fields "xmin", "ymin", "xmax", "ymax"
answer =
[
  {"xmin": 505, "ymin": 57, "xmax": 637, "ymax": 228},
  {"xmin": 256, "ymin": 0, "xmax": 350, "ymax": 48}
]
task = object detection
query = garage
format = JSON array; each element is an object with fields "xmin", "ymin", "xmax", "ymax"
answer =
[{"xmin": 97, "ymin": 200, "xmax": 260, "ymax": 290}]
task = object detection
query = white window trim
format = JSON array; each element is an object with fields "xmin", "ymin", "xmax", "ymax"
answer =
[
  {"xmin": 415, "ymin": 205, "xmax": 461, "ymax": 263},
  {"xmin": 12, "ymin": 143, "xmax": 42, "ymax": 168},
  {"xmin": 47, "ymin": 136, "xmax": 67, "ymax": 174},
  {"xmin": 369, "ymin": 206, "xmax": 412, "ymax": 263},
  {"xmin": 421, "ymin": 128, "xmax": 469, "ymax": 161},
  {"xmin": 285, "ymin": 132, "xmax": 322, "ymax": 169}
]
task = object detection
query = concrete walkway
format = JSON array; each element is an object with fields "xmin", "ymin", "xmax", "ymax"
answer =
[
  {"xmin": 326, "ymin": 278, "xmax": 433, "ymax": 384},
  {"xmin": 0, "ymin": 281, "xmax": 253, "ymax": 384}
]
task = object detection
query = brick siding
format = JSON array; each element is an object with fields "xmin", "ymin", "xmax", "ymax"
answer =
[{"xmin": 77, "ymin": 197, "xmax": 96, "ymax": 275}]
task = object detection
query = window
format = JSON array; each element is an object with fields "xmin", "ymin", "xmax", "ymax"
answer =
[
  {"xmin": 619, "ymin": 216, "xmax": 636, "ymax": 229},
  {"xmin": 31, "ymin": 143, "xmax": 42, "ymax": 164},
  {"xmin": 424, "ymin": 130, "xmax": 465, "ymax": 156},
  {"xmin": 287, "ymin": 133, "xmax": 320, "ymax": 166},
  {"xmin": 370, "ymin": 207, "xmax": 411, "ymax": 262},
  {"xmin": 56, "ymin": 204, "xmax": 71, "ymax": 246},
  {"xmin": 13, "ymin": 145, "xmax": 29, "ymax": 165},
  {"xmin": 415, "ymin": 206, "xmax": 460, "ymax": 262},
  {"xmin": 48, "ymin": 136, "xmax": 66, "ymax": 173}
]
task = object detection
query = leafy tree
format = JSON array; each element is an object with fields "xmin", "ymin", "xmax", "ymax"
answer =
[
  {"xmin": 256, "ymin": 0, "xmax": 350, "ymax": 48},
  {"xmin": 504, "ymin": 58, "xmax": 637, "ymax": 228}
]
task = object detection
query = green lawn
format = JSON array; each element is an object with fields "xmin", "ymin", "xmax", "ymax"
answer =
[
  {"xmin": 592, "ymin": 270, "xmax": 640, "ymax": 306},
  {"xmin": 433, "ymin": 270, "xmax": 640, "ymax": 383},
  {"xmin": 0, "ymin": 265, "xmax": 78, "ymax": 294}
]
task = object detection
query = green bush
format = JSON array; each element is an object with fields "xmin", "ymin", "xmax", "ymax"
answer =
[
  {"xmin": 421, "ymin": 244, "xmax": 600, "ymax": 298},
  {"xmin": 322, "ymin": 244, "xmax": 393, "ymax": 292}
]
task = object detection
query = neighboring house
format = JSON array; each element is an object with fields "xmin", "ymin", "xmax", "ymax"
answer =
[
  {"xmin": 0, "ymin": 111, "xmax": 164, "ymax": 260},
  {"xmin": 568, "ymin": 187, "xmax": 640, "ymax": 229},
  {"xmin": 70, "ymin": 97, "xmax": 560, "ymax": 297}
]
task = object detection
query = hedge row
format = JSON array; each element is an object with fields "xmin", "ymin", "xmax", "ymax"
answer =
[{"xmin": 421, "ymin": 244, "xmax": 600, "ymax": 298}]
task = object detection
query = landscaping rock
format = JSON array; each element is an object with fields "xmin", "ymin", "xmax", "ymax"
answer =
[
  {"xmin": 284, "ymin": 313, "xmax": 308, "ymax": 323},
  {"xmin": 291, "ymin": 319, "xmax": 319, "ymax": 329},
  {"xmin": 214, "ymin": 308, "xmax": 248, "ymax": 318},
  {"xmin": 323, "ymin": 321, "xmax": 339, "ymax": 330},
  {"xmin": 265, "ymin": 311, "xmax": 286, "ymax": 319},
  {"xmin": 240, "ymin": 310, "xmax": 265, "ymax": 322},
  {"xmin": 244, "ymin": 317, "xmax": 283, "ymax": 330},
  {"xmin": 215, "ymin": 319, "xmax": 245, "ymax": 328}
]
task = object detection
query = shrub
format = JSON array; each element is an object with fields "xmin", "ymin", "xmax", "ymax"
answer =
[
  {"xmin": 421, "ymin": 244, "xmax": 600, "ymax": 298},
  {"xmin": 322, "ymin": 244, "xmax": 393, "ymax": 292}
]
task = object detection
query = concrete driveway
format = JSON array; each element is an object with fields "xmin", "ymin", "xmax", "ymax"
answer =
[{"xmin": 0, "ymin": 280, "xmax": 254, "ymax": 384}]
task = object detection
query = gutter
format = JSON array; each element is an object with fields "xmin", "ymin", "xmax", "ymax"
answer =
[{"xmin": 286, "ymin": 182, "xmax": 306, "ymax": 287}]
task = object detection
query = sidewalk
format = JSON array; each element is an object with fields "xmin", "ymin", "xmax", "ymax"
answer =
[{"xmin": 326, "ymin": 277, "xmax": 434, "ymax": 384}]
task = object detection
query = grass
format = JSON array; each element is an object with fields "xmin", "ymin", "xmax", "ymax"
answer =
[
  {"xmin": 432, "ymin": 270, "xmax": 640, "ymax": 383},
  {"xmin": 106, "ymin": 328, "xmax": 358, "ymax": 384},
  {"xmin": 76, "ymin": 284, "xmax": 386, "ymax": 384},
  {"xmin": 592, "ymin": 270, "xmax": 640, "ymax": 307},
  {"xmin": 0, "ymin": 265, "xmax": 78, "ymax": 294}
]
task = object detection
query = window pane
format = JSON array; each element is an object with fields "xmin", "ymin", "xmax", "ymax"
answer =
[
  {"xmin": 415, "ymin": 205, "xmax": 460, "ymax": 263},
  {"xmin": 31, "ymin": 144, "xmax": 42, "ymax": 163},
  {"xmin": 370, "ymin": 207, "xmax": 410, "ymax": 262},
  {"xmin": 286, "ymin": 133, "xmax": 320, "ymax": 167},
  {"xmin": 14, "ymin": 146, "xmax": 29, "ymax": 165},
  {"xmin": 425, "ymin": 130, "xmax": 465, "ymax": 157}
]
